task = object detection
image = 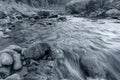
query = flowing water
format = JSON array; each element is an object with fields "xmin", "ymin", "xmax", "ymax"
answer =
[
  {"xmin": 41, "ymin": 16, "xmax": 120, "ymax": 80},
  {"xmin": 1, "ymin": 15, "xmax": 120, "ymax": 80}
]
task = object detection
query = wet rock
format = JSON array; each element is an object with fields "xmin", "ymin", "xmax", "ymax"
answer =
[
  {"xmin": 0, "ymin": 53, "xmax": 13, "ymax": 66},
  {"xmin": 105, "ymin": 9, "xmax": 120, "ymax": 18},
  {"xmin": 22, "ymin": 42, "xmax": 52, "ymax": 60},
  {"xmin": 81, "ymin": 56, "xmax": 105, "ymax": 78},
  {"xmin": 6, "ymin": 74, "xmax": 21, "ymax": 80},
  {"xmin": 65, "ymin": 0, "xmax": 93, "ymax": 14},
  {"xmin": 37, "ymin": 11, "xmax": 50, "ymax": 19},
  {"xmin": 0, "ymin": 11, "xmax": 7, "ymax": 19},
  {"xmin": 0, "ymin": 67, "xmax": 11, "ymax": 79},
  {"xmin": 6, "ymin": 45, "xmax": 22, "ymax": 54},
  {"xmin": 48, "ymin": 14, "xmax": 58, "ymax": 18},
  {"xmin": 65, "ymin": 0, "xmax": 113, "ymax": 14},
  {"xmin": 57, "ymin": 16, "xmax": 67, "ymax": 22},
  {"xmin": 0, "ymin": 48, "xmax": 22, "ymax": 70},
  {"xmin": 13, "ymin": 53, "xmax": 22, "ymax": 70}
]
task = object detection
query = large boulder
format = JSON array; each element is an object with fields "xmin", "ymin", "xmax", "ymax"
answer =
[
  {"xmin": 80, "ymin": 56, "xmax": 105, "ymax": 78},
  {"xmin": 65, "ymin": 0, "xmax": 113, "ymax": 14},
  {"xmin": 22, "ymin": 42, "xmax": 52, "ymax": 60},
  {"xmin": 105, "ymin": 8, "xmax": 120, "ymax": 17}
]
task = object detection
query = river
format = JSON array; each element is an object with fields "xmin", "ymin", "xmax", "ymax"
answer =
[{"xmin": 42, "ymin": 16, "xmax": 120, "ymax": 80}]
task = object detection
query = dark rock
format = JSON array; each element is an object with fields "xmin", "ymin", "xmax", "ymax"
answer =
[
  {"xmin": 57, "ymin": 16, "xmax": 67, "ymax": 22},
  {"xmin": 37, "ymin": 11, "xmax": 50, "ymax": 19},
  {"xmin": 0, "ymin": 11, "xmax": 7, "ymax": 19},
  {"xmin": 22, "ymin": 42, "xmax": 52, "ymax": 60},
  {"xmin": 48, "ymin": 14, "xmax": 58, "ymax": 18}
]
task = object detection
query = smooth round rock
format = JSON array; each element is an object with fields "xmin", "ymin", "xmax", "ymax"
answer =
[{"xmin": 0, "ymin": 53, "xmax": 13, "ymax": 66}]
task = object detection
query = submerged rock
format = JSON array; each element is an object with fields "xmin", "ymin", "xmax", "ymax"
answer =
[
  {"xmin": 0, "ymin": 53, "xmax": 13, "ymax": 66},
  {"xmin": 22, "ymin": 42, "xmax": 52, "ymax": 60},
  {"xmin": 81, "ymin": 56, "xmax": 105, "ymax": 78}
]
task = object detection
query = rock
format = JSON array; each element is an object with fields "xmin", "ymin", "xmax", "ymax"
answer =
[
  {"xmin": 0, "ymin": 49, "xmax": 22, "ymax": 70},
  {"xmin": 65, "ymin": 0, "xmax": 94, "ymax": 14},
  {"xmin": 0, "ymin": 53, "xmax": 13, "ymax": 66},
  {"xmin": 6, "ymin": 74, "xmax": 21, "ymax": 80},
  {"xmin": 105, "ymin": 8, "xmax": 120, "ymax": 17},
  {"xmin": 57, "ymin": 16, "xmax": 67, "ymax": 22},
  {"xmin": 0, "ymin": 11, "xmax": 7, "ymax": 19},
  {"xmin": 6, "ymin": 45, "xmax": 22, "ymax": 54},
  {"xmin": 48, "ymin": 14, "xmax": 58, "ymax": 18},
  {"xmin": 22, "ymin": 42, "xmax": 52, "ymax": 60},
  {"xmin": 0, "ymin": 31, "xmax": 4, "ymax": 37},
  {"xmin": 65, "ymin": 0, "xmax": 113, "ymax": 14},
  {"xmin": 81, "ymin": 56, "xmax": 105, "ymax": 78},
  {"xmin": 37, "ymin": 10, "xmax": 50, "ymax": 18},
  {"xmin": 13, "ymin": 53, "xmax": 22, "ymax": 70},
  {"xmin": 0, "ymin": 67, "xmax": 11, "ymax": 79}
]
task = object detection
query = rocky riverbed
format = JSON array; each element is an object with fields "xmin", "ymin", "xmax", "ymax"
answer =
[{"xmin": 0, "ymin": 13, "xmax": 120, "ymax": 80}]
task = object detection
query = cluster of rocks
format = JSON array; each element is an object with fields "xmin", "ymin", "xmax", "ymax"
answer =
[
  {"xmin": 0, "ymin": 42, "xmax": 54, "ymax": 80},
  {"xmin": 65, "ymin": 0, "xmax": 120, "ymax": 19},
  {"xmin": 0, "ymin": 7, "xmax": 67, "ymax": 23}
]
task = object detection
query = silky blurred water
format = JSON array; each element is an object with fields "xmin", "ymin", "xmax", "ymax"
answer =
[{"xmin": 42, "ymin": 16, "xmax": 120, "ymax": 80}]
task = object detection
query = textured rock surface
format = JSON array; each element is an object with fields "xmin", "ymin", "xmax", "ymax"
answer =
[{"xmin": 22, "ymin": 42, "xmax": 51, "ymax": 60}]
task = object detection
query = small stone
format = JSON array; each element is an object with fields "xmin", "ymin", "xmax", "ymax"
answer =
[
  {"xmin": 13, "ymin": 53, "xmax": 22, "ymax": 70},
  {"xmin": 0, "ymin": 53, "xmax": 13, "ymax": 66},
  {"xmin": 6, "ymin": 74, "xmax": 21, "ymax": 80}
]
